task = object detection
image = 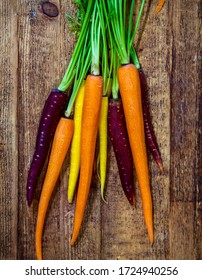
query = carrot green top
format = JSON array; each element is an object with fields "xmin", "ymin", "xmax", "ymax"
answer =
[
  {"xmin": 64, "ymin": 0, "xmax": 111, "ymax": 118},
  {"xmin": 58, "ymin": 0, "xmax": 147, "ymax": 116},
  {"xmin": 106, "ymin": 0, "xmax": 146, "ymax": 66}
]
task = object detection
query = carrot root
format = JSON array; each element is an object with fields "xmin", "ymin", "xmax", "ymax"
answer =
[
  {"xmin": 68, "ymin": 83, "xmax": 85, "ymax": 203},
  {"xmin": 99, "ymin": 96, "xmax": 108, "ymax": 202},
  {"xmin": 118, "ymin": 64, "xmax": 154, "ymax": 244},
  {"xmin": 26, "ymin": 90, "xmax": 68, "ymax": 206},
  {"xmin": 108, "ymin": 99, "xmax": 135, "ymax": 206},
  {"xmin": 70, "ymin": 74, "xmax": 103, "ymax": 246},
  {"xmin": 35, "ymin": 117, "xmax": 74, "ymax": 260}
]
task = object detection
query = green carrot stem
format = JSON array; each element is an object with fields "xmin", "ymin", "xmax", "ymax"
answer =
[
  {"xmin": 123, "ymin": 0, "xmax": 127, "ymax": 33},
  {"xmin": 101, "ymin": 1, "xmax": 115, "ymax": 95},
  {"xmin": 91, "ymin": 2, "xmax": 101, "ymax": 75},
  {"xmin": 107, "ymin": 0, "xmax": 129, "ymax": 64},
  {"xmin": 127, "ymin": 0, "xmax": 136, "ymax": 55},
  {"xmin": 65, "ymin": 46, "xmax": 91, "ymax": 117},
  {"xmin": 130, "ymin": 45, "xmax": 140, "ymax": 69},
  {"xmin": 112, "ymin": 50, "xmax": 119, "ymax": 100},
  {"xmin": 129, "ymin": 0, "xmax": 146, "ymax": 49},
  {"xmin": 97, "ymin": 0, "xmax": 110, "ymax": 95}
]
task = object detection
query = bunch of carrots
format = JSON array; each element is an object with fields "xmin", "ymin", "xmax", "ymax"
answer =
[{"xmin": 26, "ymin": 0, "xmax": 165, "ymax": 260}]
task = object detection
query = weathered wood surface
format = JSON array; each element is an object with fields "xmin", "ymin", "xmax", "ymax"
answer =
[{"xmin": 0, "ymin": 0, "xmax": 201, "ymax": 260}]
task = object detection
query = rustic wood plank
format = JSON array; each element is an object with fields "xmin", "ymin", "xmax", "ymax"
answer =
[
  {"xmin": 169, "ymin": 0, "xmax": 201, "ymax": 259},
  {"xmin": 0, "ymin": 1, "xmax": 18, "ymax": 260},
  {"xmin": 17, "ymin": 0, "xmax": 68, "ymax": 259},
  {"xmin": 101, "ymin": 0, "xmax": 171, "ymax": 260},
  {"xmin": 197, "ymin": 4, "xmax": 202, "ymax": 256},
  {"xmin": 197, "ymin": 64, "xmax": 202, "ymax": 259}
]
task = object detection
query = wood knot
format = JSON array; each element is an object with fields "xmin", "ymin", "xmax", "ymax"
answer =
[{"xmin": 41, "ymin": 1, "xmax": 59, "ymax": 18}]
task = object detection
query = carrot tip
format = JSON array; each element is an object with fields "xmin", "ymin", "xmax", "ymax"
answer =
[
  {"xmin": 157, "ymin": 160, "xmax": 163, "ymax": 172},
  {"xmin": 130, "ymin": 202, "xmax": 134, "ymax": 208},
  {"xmin": 70, "ymin": 239, "xmax": 75, "ymax": 246},
  {"xmin": 27, "ymin": 193, "xmax": 33, "ymax": 207},
  {"xmin": 68, "ymin": 198, "xmax": 73, "ymax": 204},
  {"xmin": 101, "ymin": 192, "xmax": 108, "ymax": 204},
  {"xmin": 149, "ymin": 233, "xmax": 154, "ymax": 246},
  {"xmin": 129, "ymin": 195, "xmax": 135, "ymax": 207},
  {"xmin": 155, "ymin": 9, "xmax": 160, "ymax": 16},
  {"xmin": 150, "ymin": 239, "xmax": 154, "ymax": 247},
  {"xmin": 131, "ymin": 205, "xmax": 135, "ymax": 210}
]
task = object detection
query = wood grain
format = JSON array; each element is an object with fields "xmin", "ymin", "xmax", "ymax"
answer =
[
  {"xmin": 0, "ymin": 0, "xmax": 18, "ymax": 259},
  {"xmin": 0, "ymin": 0, "xmax": 201, "ymax": 260},
  {"xmin": 169, "ymin": 0, "xmax": 202, "ymax": 260}
]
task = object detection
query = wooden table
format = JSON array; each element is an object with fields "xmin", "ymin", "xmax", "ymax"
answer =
[{"xmin": 0, "ymin": 0, "xmax": 201, "ymax": 260}]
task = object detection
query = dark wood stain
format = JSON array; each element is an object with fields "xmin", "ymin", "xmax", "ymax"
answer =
[{"xmin": 0, "ymin": 0, "xmax": 201, "ymax": 260}]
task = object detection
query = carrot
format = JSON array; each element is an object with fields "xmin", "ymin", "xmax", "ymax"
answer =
[
  {"xmin": 70, "ymin": 74, "xmax": 103, "ymax": 246},
  {"xmin": 118, "ymin": 64, "xmax": 153, "ymax": 244},
  {"xmin": 26, "ymin": 90, "xmax": 68, "ymax": 206},
  {"xmin": 107, "ymin": 0, "xmax": 153, "ymax": 244},
  {"xmin": 155, "ymin": 0, "xmax": 165, "ymax": 15},
  {"xmin": 70, "ymin": 1, "xmax": 103, "ymax": 246},
  {"xmin": 67, "ymin": 82, "xmax": 85, "ymax": 203},
  {"xmin": 108, "ymin": 99, "xmax": 135, "ymax": 206},
  {"xmin": 96, "ymin": 1, "xmax": 112, "ymax": 203},
  {"xmin": 98, "ymin": 96, "xmax": 108, "ymax": 202},
  {"xmin": 35, "ymin": 117, "xmax": 74, "ymax": 260}
]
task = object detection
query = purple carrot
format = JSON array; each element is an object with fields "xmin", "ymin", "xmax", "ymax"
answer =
[
  {"xmin": 108, "ymin": 99, "xmax": 135, "ymax": 206},
  {"xmin": 138, "ymin": 68, "xmax": 163, "ymax": 171},
  {"xmin": 26, "ymin": 89, "xmax": 68, "ymax": 206}
]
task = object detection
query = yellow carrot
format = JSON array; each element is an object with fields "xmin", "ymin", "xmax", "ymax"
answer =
[
  {"xmin": 118, "ymin": 64, "xmax": 153, "ymax": 245},
  {"xmin": 68, "ymin": 82, "xmax": 85, "ymax": 203},
  {"xmin": 98, "ymin": 96, "xmax": 108, "ymax": 202},
  {"xmin": 36, "ymin": 117, "xmax": 74, "ymax": 260}
]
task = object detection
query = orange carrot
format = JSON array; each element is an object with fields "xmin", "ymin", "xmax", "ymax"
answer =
[
  {"xmin": 70, "ymin": 74, "xmax": 103, "ymax": 246},
  {"xmin": 36, "ymin": 117, "xmax": 74, "ymax": 260},
  {"xmin": 155, "ymin": 0, "xmax": 165, "ymax": 15},
  {"xmin": 118, "ymin": 64, "xmax": 153, "ymax": 245}
]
